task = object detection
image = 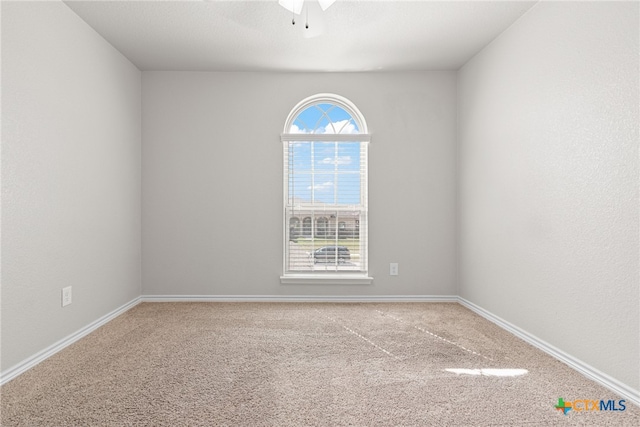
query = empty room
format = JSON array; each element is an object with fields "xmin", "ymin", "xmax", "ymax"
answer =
[{"xmin": 1, "ymin": 0, "xmax": 638, "ymax": 425}]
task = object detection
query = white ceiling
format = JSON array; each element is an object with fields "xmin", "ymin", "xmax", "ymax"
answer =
[{"xmin": 64, "ymin": 0, "xmax": 538, "ymax": 72}]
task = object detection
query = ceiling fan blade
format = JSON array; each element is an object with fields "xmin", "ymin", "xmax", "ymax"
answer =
[
  {"xmin": 317, "ymin": 0, "xmax": 336, "ymax": 12},
  {"xmin": 303, "ymin": 3, "xmax": 325, "ymax": 38},
  {"xmin": 278, "ymin": 0, "xmax": 304, "ymax": 15}
]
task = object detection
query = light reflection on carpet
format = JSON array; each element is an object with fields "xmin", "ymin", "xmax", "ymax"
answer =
[{"xmin": 445, "ymin": 368, "xmax": 528, "ymax": 377}]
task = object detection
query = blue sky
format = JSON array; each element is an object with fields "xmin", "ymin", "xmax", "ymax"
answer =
[
  {"xmin": 290, "ymin": 103, "xmax": 359, "ymax": 134},
  {"xmin": 288, "ymin": 104, "xmax": 361, "ymax": 205}
]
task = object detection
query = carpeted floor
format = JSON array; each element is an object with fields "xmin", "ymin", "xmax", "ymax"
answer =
[{"xmin": 1, "ymin": 302, "xmax": 638, "ymax": 426}]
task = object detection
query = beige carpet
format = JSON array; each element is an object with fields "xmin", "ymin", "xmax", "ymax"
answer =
[{"xmin": 1, "ymin": 302, "xmax": 638, "ymax": 426}]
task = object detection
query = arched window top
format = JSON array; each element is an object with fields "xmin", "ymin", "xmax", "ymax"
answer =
[{"xmin": 283, "ymin": 94, "xmax": 368, "ymax": 135}]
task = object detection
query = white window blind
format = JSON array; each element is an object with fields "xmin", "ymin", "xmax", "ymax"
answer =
[{"xmin": 282, "ymin": 95, "xmax": 369, "ymax": 277}]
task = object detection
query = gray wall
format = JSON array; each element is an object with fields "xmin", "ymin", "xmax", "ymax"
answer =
[
  {"xmin": 142, "ymin": 72, "xmax": 457, "ymax": 296},
  {"xmin": 1, "ymin": 2, "xmax": 141, "ymax": 371},
  {"xmin": 458, "ymin": 1, "xmax": 639, "ymax": 391}
]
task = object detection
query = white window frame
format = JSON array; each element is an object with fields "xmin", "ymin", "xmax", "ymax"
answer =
[{"xmin": 280, "ymin": 94, "xmax": 373, "ymax": 285}]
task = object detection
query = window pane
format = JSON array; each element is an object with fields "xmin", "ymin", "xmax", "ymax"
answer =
[
  {"xmin": 291, "ymin": 103, "xmax": 360, "ymax": 134},
  {"xmin": 322, "ymin": 104, "xmax": 359, "ymax": 134},
  {"xmin": 337, "ymin": 143, "xmax": 360, "ymax": 171},
  {"xmin": 286, "ymin": 210, "xmax": 363, "ymax": 272},
  {"xmin": 289, "ymin": 174, "xmax": 312, "ymax": 202},
  {"xmin": 289, "ymin": 142, "xmax": 311, "ymax": 168},
  {"xmin": 311, "ymin": 173, "xmax": 335, "ymax": 204},
  {"xmin": 335, "ymin": 174, "xmax": 360, "ymax": 205},
  {"xmin": 291, "ymin": 118, "xmax": 309, "ymax": 134}
]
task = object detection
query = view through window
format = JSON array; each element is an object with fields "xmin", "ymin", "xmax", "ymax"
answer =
[{"xmin": 282, "ymin": 94, "xmax": 369, "ymax": 275}]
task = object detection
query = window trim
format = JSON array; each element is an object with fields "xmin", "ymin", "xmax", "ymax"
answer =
[
  {"xmin": 283, "ymin": 93, "xmax": 369, "ymax": 136},
  {"xmin": 280, "ymin": 274, "xmax": 374, "ymax": 285},
  {"xmin": 281, "ymin": 94, "xmax": 372, "ymax": 285},
  {"xmin": 281, "ymin": 133, "xmax": 371, "ymax": 142}
]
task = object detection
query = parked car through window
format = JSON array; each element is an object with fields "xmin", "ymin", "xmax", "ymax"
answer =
[{"xmin": 312, "ymin": 246, "xmax": 351, "ymax": 263}]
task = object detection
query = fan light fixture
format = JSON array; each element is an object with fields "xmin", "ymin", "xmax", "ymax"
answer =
[{"xmin": 279, "ymin": 0, "xmax": 336, "ymax": 27}]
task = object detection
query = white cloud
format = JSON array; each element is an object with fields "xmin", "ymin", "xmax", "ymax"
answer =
[
  {"xmin": 307, "ymin": 181, "xmax": 334, "ymax": 191},
  {"xmin": 289, "ymin": 119, "xmax": 359, "ymax": 135},
  {"xmin": 329, "ymin": 120, "xmax": 359, "ymax": 134},
  {"xmin": 289, "ymin": 124, "xmax": 312, "ymax": 134},
  {"xmin": 319, "ymin": 156, "xmax": 352, "ymax": 166}
]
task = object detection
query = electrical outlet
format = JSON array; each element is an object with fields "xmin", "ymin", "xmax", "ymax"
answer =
[
  {"xmin": 62, "ymin": 286, "xmax": 72, "ymax": 307},
  {"xmin": 390, "ymin": 263, "xmax": 399, "ymax": 276}
]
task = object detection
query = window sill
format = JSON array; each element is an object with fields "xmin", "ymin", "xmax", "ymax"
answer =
[{"xmin": 280, "ymin": 274, "xmax": 374, "ymax": 285}]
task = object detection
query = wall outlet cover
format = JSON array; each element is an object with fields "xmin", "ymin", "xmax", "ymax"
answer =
[
  {"xmin": 390, "ymin": 263, "xmax": 399, "ymax": 276},
  {"xmin": 62, "ymin": 286, "xmax": 72, "ymax": 307}
]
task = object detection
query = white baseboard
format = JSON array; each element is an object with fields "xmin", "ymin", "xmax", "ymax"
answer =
[
  {"xmin": 457, "ymin": 297, "xmax": 640, "ymax": 408},
  {"xmin": 0, "ymin": 297, "xmax": 141, "ymax": 386},
  {"xmin": 141, "ymin": 294, "xmax": 459, "ymax": 303}
]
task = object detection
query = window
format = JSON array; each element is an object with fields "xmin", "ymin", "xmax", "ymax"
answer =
[{"xmin": 281, "ymin": 94, "xmax": 371, "ymax": 284}]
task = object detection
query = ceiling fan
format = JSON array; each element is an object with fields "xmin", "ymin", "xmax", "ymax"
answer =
[
  {"xmin": 279, "ymin": 0, "xmax": 337, "ymax": 30},
  {"xmin": 278, "ymin": 0, "xmax": 337, "ymax": 16}
]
